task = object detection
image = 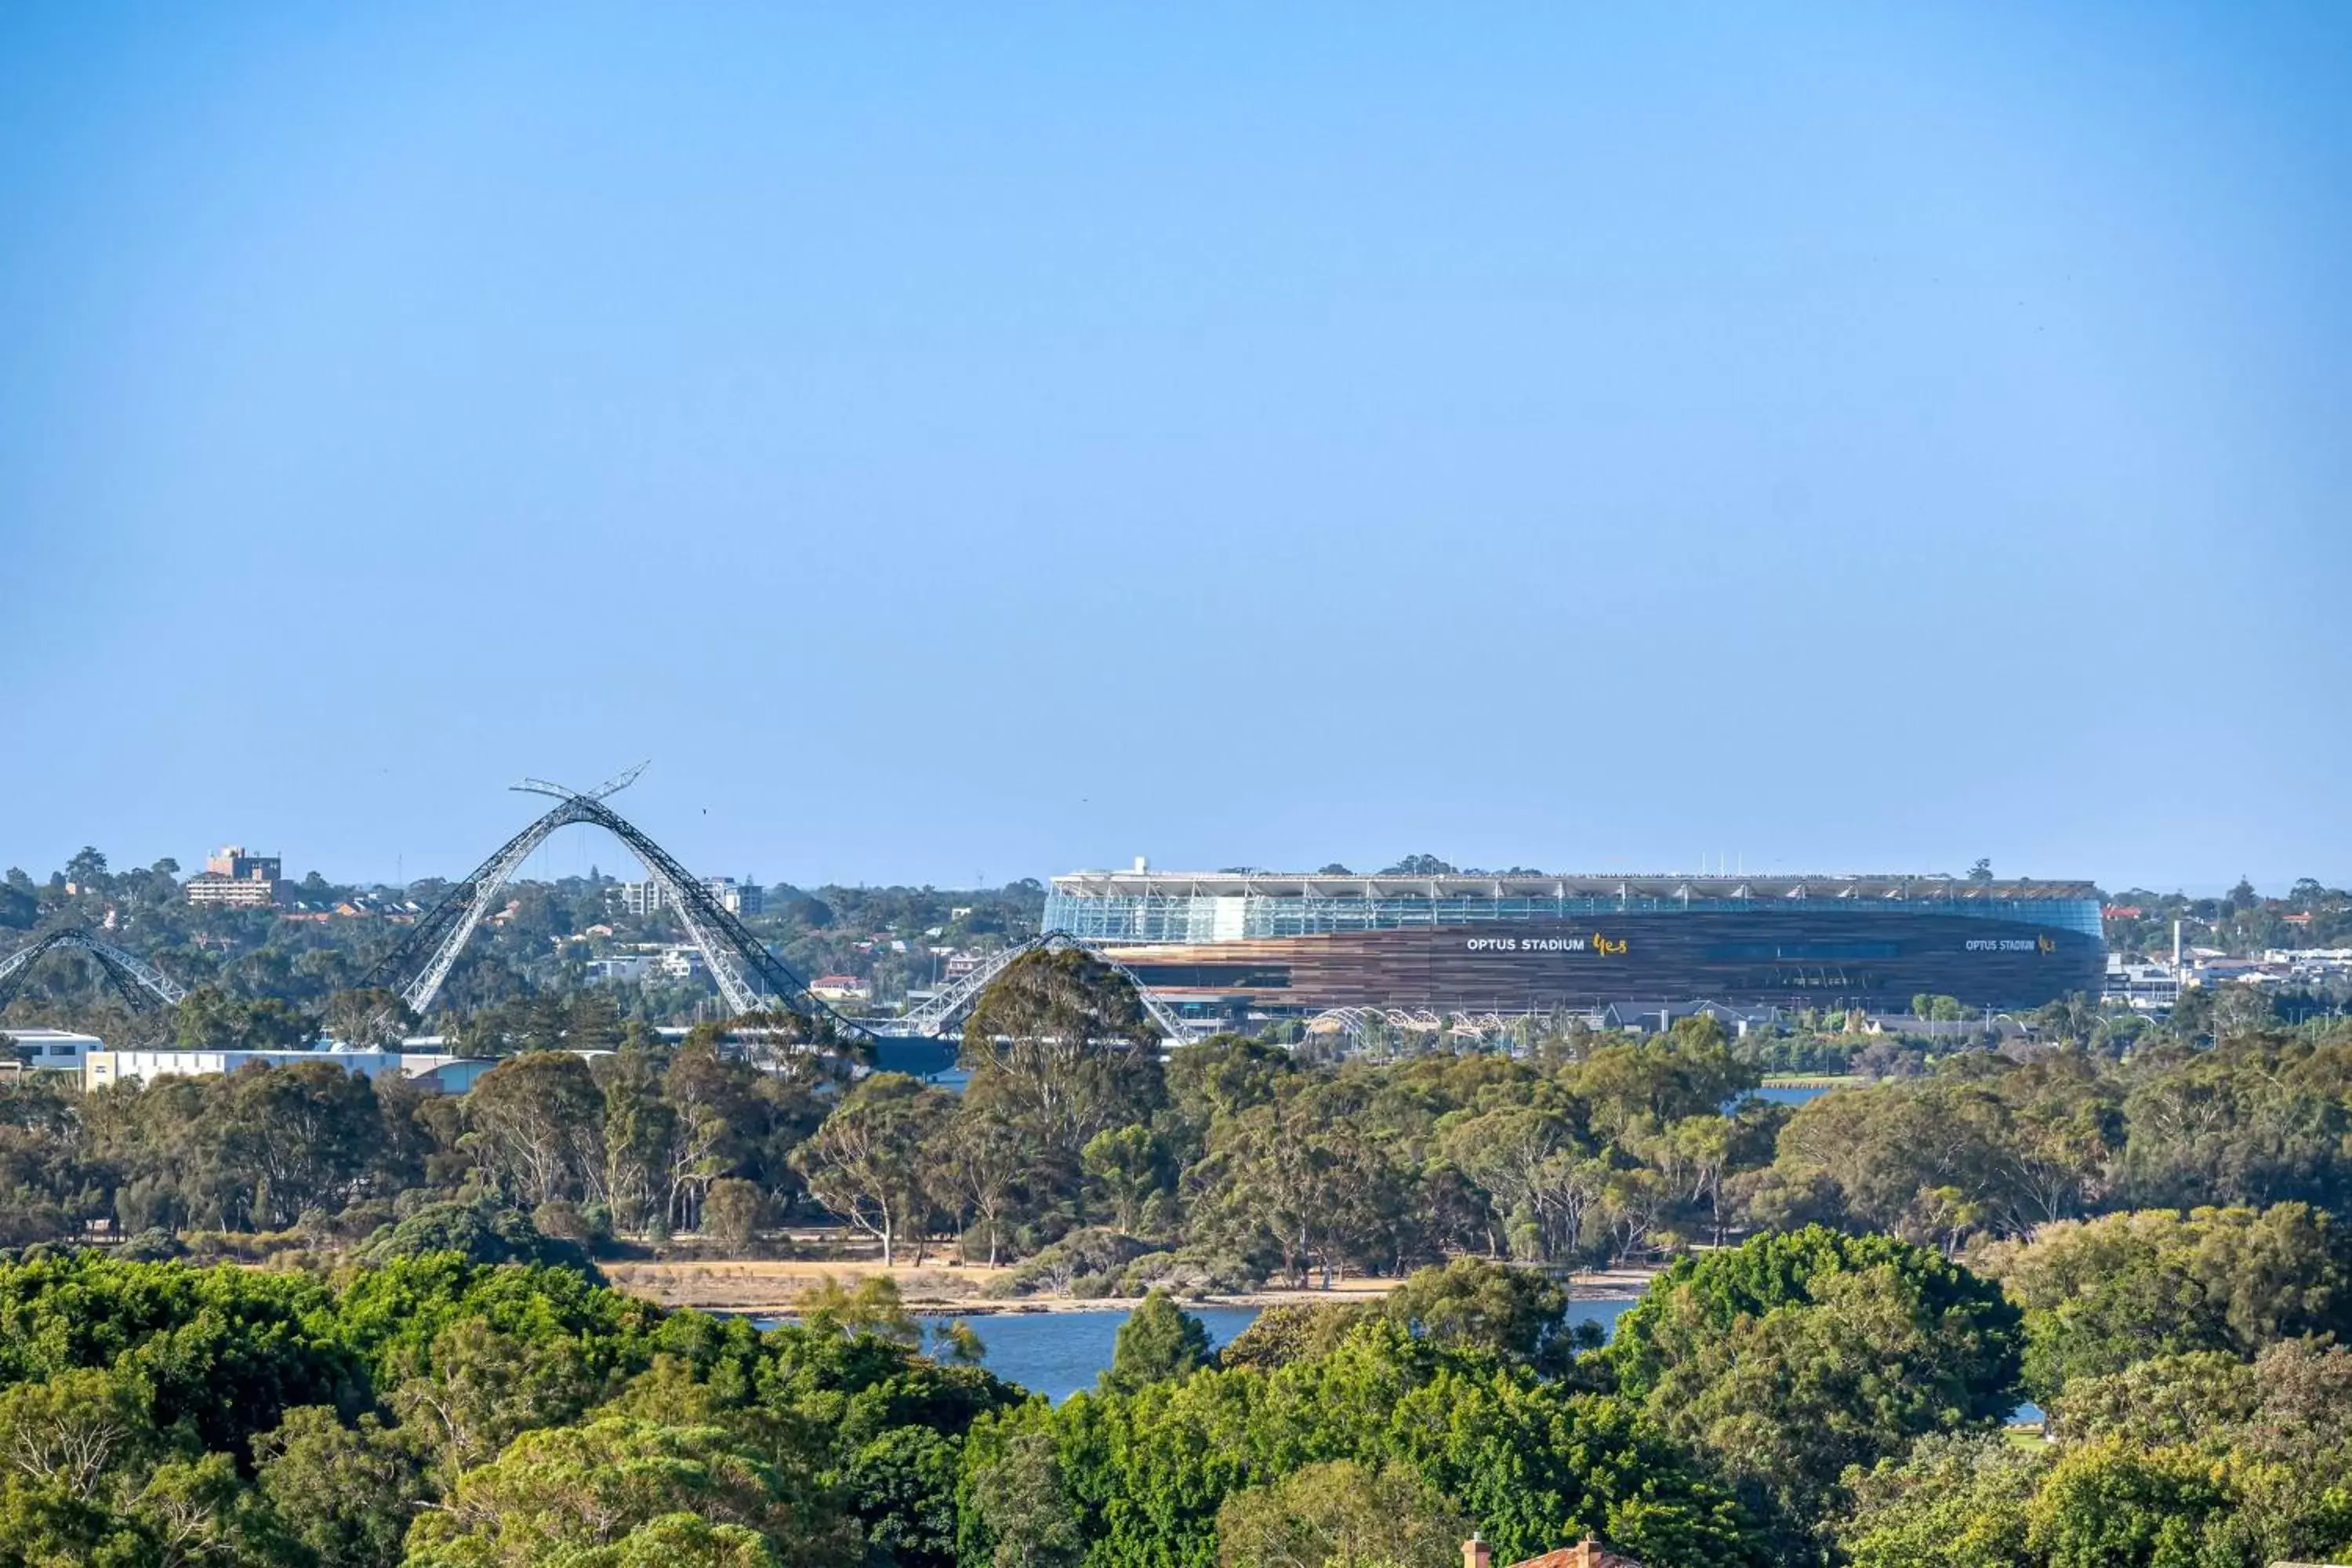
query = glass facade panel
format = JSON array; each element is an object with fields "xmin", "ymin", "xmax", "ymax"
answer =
[{"xmin": 1045, "ymin": 888, "xmax": 2105, "ymax": 943}]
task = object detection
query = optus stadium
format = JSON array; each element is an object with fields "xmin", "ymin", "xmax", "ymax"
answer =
[{"xmin": 1044, "ymin": 869, "xmax": 2105, "ymax": 1024}]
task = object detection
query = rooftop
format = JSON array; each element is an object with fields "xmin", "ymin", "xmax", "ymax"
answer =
[{"xmin": 1051, "ymin": 869, "xmax": 2099, "ymax": 902}]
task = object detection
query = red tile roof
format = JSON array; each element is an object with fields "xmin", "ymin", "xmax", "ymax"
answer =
[{"xmin": 1508, "ymin": 1544, "xmax": 1644, "ymax": 1568}]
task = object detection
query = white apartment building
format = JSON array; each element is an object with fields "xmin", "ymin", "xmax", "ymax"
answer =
[
  {"xmin": 185, "ymin": 845, "xmax": 284, "ymax": 908},
  {"xmin": 612, "ymin": 877, "xmax": 763, "ymax": 917}
]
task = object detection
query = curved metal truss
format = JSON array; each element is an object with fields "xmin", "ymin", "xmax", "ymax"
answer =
[
  {"xmin": 1305, "ymin": 1006, "xmax": 1527, "ymax": 1048},
  {"xmin": 0, "ymin": 927, "xmax": 189, "ymax": 1014},
  {"xmin": 361, "ymin": 766, "xmax": 867, "ymax": 1044},
  {"xmin": 891, "ymin": 930, "xmax": 1194, "ymax": 1042}
]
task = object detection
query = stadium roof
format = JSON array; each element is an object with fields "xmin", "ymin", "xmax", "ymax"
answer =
[{"xmin": 1050, "ymin": 870, "xmax": 2099, "ymax": 901}]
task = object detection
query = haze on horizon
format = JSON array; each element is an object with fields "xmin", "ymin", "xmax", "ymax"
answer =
[{"xmin": 3, "ymin": 5, "xmax": 2347, "ymax": 897}]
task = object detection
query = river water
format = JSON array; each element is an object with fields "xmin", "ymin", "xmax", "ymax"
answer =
[
  {"xmin": 762, "ymin": 1287, "xmax": 2037, "ymax": 1424},
  {"xmin": 882, "ymin": 1298, "xmax": 1641, "ymax": 1401}
]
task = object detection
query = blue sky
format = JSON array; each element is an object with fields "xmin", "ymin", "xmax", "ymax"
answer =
[{"xmin": 3, "ymin": 4, "xmax": 2347, "ymax": 895}]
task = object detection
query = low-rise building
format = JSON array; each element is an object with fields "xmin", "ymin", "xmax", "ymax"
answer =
[
  {"xmin": 1466, "ymin": 1536, "xmax": 1642, "ymax": 1568},
  {"xmin": 185, "ymin": 844, "xmax": 285, "ymax": 908},
  {"xmin": 84, "ymin": 1048, "xmax": 491, "ymax": 1094},
  {"xmin": 811, "ymin": 974, "xmax": 872, "ymax": 1002},
  {"xmin": 3, "ymin": 1029, "xmax": 104, "ymax": 1072},
  {"xmin": 2104, "ymin": 956, "xmax": 2183, "ymax": 1011}
]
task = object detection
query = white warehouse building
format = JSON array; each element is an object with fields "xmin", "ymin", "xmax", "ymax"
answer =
[{"xmin": 84, "ymin": 1048, "xmax": 492, "ymax": 1094}]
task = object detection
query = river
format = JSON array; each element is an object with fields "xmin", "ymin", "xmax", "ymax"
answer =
[
  {"xmin": 875, "ymin": 1298, "xmax": 1642, "ymax": 1401},
  {"xmin": 759, "ymin": 1290, "xmax": 2035, "ymax": 1424}
]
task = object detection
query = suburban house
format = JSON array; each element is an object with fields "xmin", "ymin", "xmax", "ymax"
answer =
[{"xmin": 1466, "ymin": 1537, "xmax": 1642, "ymax": 1568}]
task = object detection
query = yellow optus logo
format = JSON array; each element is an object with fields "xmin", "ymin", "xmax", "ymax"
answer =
[
  {"xmin": 2038, "ymin": 935, "xmax": 2056, "ymax": 953},
  {"xmin": 1592, "ymin": 933, "xmax": 1629, "ymax": 956}
]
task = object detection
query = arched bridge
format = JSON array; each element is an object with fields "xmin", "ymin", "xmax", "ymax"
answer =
[
  {"xmin": 0, "ymin": 927, "xmax": 188, "ymax": 1014},
  {"xmin": 4, "ymin": 769, "xmax": 1199, "ymax": 1053},
  {"xmin": 362, "ymin": 765, "xmax": 871, "ymax": 1044},
  {"xmin": 891, "ymin": 930, "xmax": 1192, "ymax": 1042}
]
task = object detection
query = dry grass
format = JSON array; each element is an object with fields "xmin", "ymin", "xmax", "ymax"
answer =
[{"xmin": 601, "ymin": 1255, "xmax": 1014, "ymax": 1313}]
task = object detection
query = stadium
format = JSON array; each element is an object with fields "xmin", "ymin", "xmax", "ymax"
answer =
[{"xmin": 1044, "ymin": 868, "xmax": 2107, "ymax": 1025}]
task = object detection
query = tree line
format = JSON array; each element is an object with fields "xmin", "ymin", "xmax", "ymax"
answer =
[
  {"xmin": 0, "ymin": 1208, "xmax": 2347, "ymax": 1566},
  {"xmin": 0, "ymin": 847, "xmax": 1044, "ymax": 1029},
  {"xmin": 5, "ymin": 948, "xmax": 2351, "ymax": 1295}
]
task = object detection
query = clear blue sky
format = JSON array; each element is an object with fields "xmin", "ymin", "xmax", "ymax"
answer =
[{"xmin": 5, "ymin": 4, "xmax": 2347, "ymax": 895}]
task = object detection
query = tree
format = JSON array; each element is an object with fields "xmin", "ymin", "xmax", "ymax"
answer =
[
  {"xmin": 387, "ymin": 1316, "xmax": 601, "ymax": 1482},
  {"xmin": 2022, "ymin": 1439, "xmax": 2235, "ymax": 1568},
  {"xmin": 1217, "ymin": 1303, "xmax": 1367, "ymax": 1374},
  {"xmin": 940, "ymin": 1105, "xmax": 1027, "ymax": 1267},
  {"xmin": 963, "ymin": 1428, "xmax": 1083, "ymax": 1568},
  {"xmin": 1610, "ymin": 1227, "xmax": 2024, "ymax": 1538},
  {"xmin": 322, "ymin": 987, "xmax": 419, "ymax": 1050},
  {"xmin": 0, "ymin": 1252, "xmax": 362, "ymax": 1459},
  {"xmin": 1436, "ymin": 1107, "xmax": 1601, "ymax": 1262},
  {"xmin": 0, "ymin": 1365, "xmax": 155, "ymax": 1496},
  {"xmin": 2044, "ymin": 1337, "xmax": 2352, "ymax": 1463},
  {"xmin": 962, "ymin": 947, "xmax": 1163, "ymax": 1164},
  {"xmin": 1039, "ymin": 1322, "xmax": 1769, "ymax": 1568},
  {"xmin": 466, "ymin": 1052, "xmax": 608, "ymax": 1207},
  {"xmin": 535, "ymin": 1514, "xmax": 787, "ymax": 1567},
  {"xmin": 200, "ymin": 1059, "xmax": 385, "ymax": 1229},
  {"xmin": 1081, "ymin": 1123, "xmax": 1172, "ymax": 1236},
  {"xmin": 1380, "ymin": 1258, "xmax": 1580, "ymax": 1376},
  {"xmin": 252, "ymin": 1405, "xmax": 425, "ymax": 1568},
  {"xmin": 1566, "ymin": 1018, "xmax": 1758, "ymax": 1138},
  {"xmin": 1214, "ymin": 1458, "xmax": 1471, "ymax": 1568},
  {"xmin": 1104, "ymin": 1290, "xmax": 1211, "ymax": 1394},
  {"xmin": 703, "ymin": 1178, "xmax": 766, "ymax": 1250},
  {"xmin": 794, "ymin": 1274, "xmax": 922, "ymax": 1346},
  {"xmin": 1163, "ymin": 1035, "xmax": 1298, "ymax": 1159},
  {"xmin": 172, "ymin": 985, "xmax": 312, "ymax": 1050},
  {"xmin": 789, "ymin": 1074, "xmax": 953, "ymax": 1265},
  {"xmin": 1969, "ymin": 1203, "xmax": 2352, "ymax": 1402},
  {"xmin": 1835, "ymin": 1433, "xmax": 2045, "ymax": 1568},
  {"xmin": 653, "ymin": 1039, "xmax": 759, "ymax": 1234},
  {"xmin": 360, "ymin": 1200, "xmax": 597, "ymax": 1273},
  {"xmin": 1195, "ymin": 1090, "xmax": 1411, "ymax": 1287},
  {"xmin": 401, "ymin": 1416, "xmax": 855, "ymax": 1568}
]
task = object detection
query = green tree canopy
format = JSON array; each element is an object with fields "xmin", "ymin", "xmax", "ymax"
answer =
[
  {"xmin": 1103, "ymin": 1289, "xmax": 1212, "ymax": 1394},
  {"xmin": 1970, "ymin": 1203, "xmax": 2352, "ymax": 1401}
]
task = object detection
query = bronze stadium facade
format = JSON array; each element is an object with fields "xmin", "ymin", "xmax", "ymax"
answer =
[{"xmin": 1043, "ymin": 870, "xmax": 2105, "ymax": 1022}]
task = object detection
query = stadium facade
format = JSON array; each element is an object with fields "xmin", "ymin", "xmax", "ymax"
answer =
[{"xmin": 1044, "ymin": 869, "xmax": 2106, "ymax": 1021}]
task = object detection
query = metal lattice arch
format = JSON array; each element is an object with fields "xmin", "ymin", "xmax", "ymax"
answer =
[
  {"xmin": 0, "ymin": 927, "xmax": 189, "ymax": 1014},
  {"xmin": 362, "ymin": 766, "xmax": 867, "ymax": 1042},
  {"xmin": 891, "ymin": 930, "xmax": 1193, "ymax": 1043},
  {"xmin": 1305, "ymin": 1006, "xmax": 1523, "ymax": 1048}
]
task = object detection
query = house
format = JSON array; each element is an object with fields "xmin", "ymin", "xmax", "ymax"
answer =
[
  {"xmin": 811, "ymin": 974, "xmax": 872, "ymax": 1003},
  {"xmin": 1466, "ymin": 1537, "xmax": 1642, "ymax": 1568}
]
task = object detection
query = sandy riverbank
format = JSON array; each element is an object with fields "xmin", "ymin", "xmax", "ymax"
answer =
[{"xmin": 600, "ymin": 1256, "xmax": 1657, "ymax": 1316}]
